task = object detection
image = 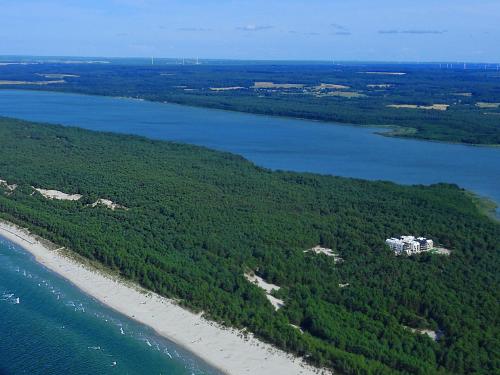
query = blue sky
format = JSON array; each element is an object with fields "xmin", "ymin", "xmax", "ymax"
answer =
[{"xmin": 1, "ymin": 0, "xmax": 499, "ymax": 62}]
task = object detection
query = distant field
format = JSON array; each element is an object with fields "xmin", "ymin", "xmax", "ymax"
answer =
[
  {"xmin": 387, "ymin": 104, "xmax": 449, "ymax": 111},
  {"xmin": 209, "ymin": 86, "xmax": 245, "ymax": 91},
  {"xmin": 253, "ymin": 81, "xmax": 305, "ymax": 89},
  {"xmin": 0, "ymin": 61, "xmax": 499, "ymax": 145},
  {"xmin": 367, "ymin": 83, "xmax": 392, "ymax": 88},
  {"xmin": 476, "ymin": 102, "xmax": 500, "ymax": 109},
  {"xmin": 317, "ymin": 91, "xmax": 365, "ymax": 98},
  {"xmin": 316, "ymin": 83, "xmax": 350, "ymax": 89}
]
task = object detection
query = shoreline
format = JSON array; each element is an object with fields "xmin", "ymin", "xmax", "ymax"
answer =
[
  {"xmin": 0, "ymin": 219, "xmax": 326, "ymax": 375},
  {"xmin": 1, "ymin": 88, "xmax": 498, "ymax": 148}
]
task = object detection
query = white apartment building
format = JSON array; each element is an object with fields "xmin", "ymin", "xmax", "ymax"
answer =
[
  {"xmin": 385, "ymin": 238, "xmax": 406, "ymax": 253},
  {"xmin": 386, "ymin": 235, "xmax": 434, "ymax": 255},
  {"xmin": 417, "ymin": 237, "xmax": 434, "ymax": 251}
]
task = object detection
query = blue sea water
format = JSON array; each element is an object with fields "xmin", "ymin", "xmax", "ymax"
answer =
[
  {"xmin": 0, "ymin": 238, "xmax": 221, "ymax": 375},
  {"xmin": 0, "ymin": 89, "xmax": 499, "ymax": 374}
]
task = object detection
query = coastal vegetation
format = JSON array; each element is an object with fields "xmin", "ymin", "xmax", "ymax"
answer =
[
  {"xmin": 0, "ymin": 117, "xmax": 499, "ymax": 374},
  {"xmin": 0, "ymin": 62, "xmax": 499, "ymax": 145}
]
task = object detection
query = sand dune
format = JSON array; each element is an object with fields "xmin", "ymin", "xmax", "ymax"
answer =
[
  {"xmin": 34, "ymin": 188, "xmax": 82, "ymax": 201},
  {"xmin": 244, "ymin": 272, "xmax": 284, "ymax": 310},
  {"xmin": 91, "ymin": 198, "xmax": 127, "ymax": 210}
]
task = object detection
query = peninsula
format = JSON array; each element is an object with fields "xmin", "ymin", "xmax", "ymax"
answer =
[{"xmin": 0, "ymin": 117, "xmax": 499, "ymax": 374}]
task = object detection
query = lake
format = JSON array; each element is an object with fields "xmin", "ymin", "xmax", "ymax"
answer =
[{"xmin": 0, "ymin": 89, "xmax": 498, "ymax": 213}]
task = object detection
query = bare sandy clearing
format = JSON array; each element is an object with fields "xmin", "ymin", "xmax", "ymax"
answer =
[
  {"xmin": 244, "ymin": 273, "xmax": 280, "ymax": 294},
  {"xmin": 34, "ymin": 188, "xmax": 82, "ymax": 201},
  {"xmin": 387, "ymin": 104, "xmax": 449, "ymax": 111},
  {"xmin": 266, "ymin": 295, "xmax": 285, "ymax": 310},
  {"xmin": 0, "ymin": 179, "xmax": 17, "ymax": 192},
  {"xmin": 432, "ymin": 247, "xmax": 451, "ymax": 256},
  {"xmin": 418, "ymin": 329, "xmax": 439, "ymax": 341},
  {"xmin": 290, "ymin": 324, "xmax": 304, "ymax": 333},
  {"xmin": 0, "ymin": 80, "xmax": 65, "ymax": 85},
  {"xmin": 306, "ymin": 245, "xmax": 335, "ymax": 257},
  {"xmin": 305, "ymin": 245, "xmax": 343, "ymax": 263},
  {"xmin": 244, "ymin": 272, "xmax": 284, "ymax": 310},
  {"xmin": 404, "ymin": 326, "xmax": 441, "ymax": 341},
  {"xmin": 91, "ymin": 199, "xmax": 127, "ymax": 210},
  {"xmin": 32, "ymin": 188, "xmax": 124, "ymax": 208},
  {"xmin": 476, "ymin": 102, "xmax": 500, "ymax": 109},
  {"xmin": 253, "ymin": 81, "xmax": 305, "ymax": 89}
]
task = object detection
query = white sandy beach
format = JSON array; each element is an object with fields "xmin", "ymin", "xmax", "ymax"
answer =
[{"xmin": 0, "ymin": 220, "xmax": 327, "ymax": 375}]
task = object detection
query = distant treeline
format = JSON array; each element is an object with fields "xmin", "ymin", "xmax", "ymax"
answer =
[
  {"xmin": 1, "ymin": 63, "xmax": 500, "ymax": 144},
  {"xmin": 0, "ymin": 117, "xmax": 499, "ymax": 374}
]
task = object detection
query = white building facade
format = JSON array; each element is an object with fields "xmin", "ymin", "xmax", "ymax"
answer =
[
  {"xmin": 386, "ymin": 235, "xmax": 434, "ymax": 255},
  {"xmin": 417, "ymin": 237, "xmax": 434, "ymax": 251}
]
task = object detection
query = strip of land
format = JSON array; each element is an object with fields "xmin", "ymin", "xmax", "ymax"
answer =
[{"xmin": 0, "ymin": 220, "xmax": 327, "ymax": 375}]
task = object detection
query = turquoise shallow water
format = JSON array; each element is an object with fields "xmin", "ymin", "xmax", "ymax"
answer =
[{"xmin": 0, "ymin": 238, "xmax": 221, "ymax": 375}]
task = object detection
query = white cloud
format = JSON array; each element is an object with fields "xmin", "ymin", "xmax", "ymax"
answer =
[{"xmin": 237, "ymin": 24, "xmax": 273, "ymax": 31}]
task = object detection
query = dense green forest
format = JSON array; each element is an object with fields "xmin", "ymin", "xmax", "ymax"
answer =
[
  {"xmin": 0, "ymin": 62, "xmax": 499, "ymax": 145},
  {"xmin": 0, "ymin": 117, "xmax": 499, "ymax": 374}
]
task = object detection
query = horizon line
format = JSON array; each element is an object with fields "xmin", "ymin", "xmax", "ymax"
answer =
[{"xmin": 1, "ymin": 54, "xmax": 499, "ymax": 65}]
